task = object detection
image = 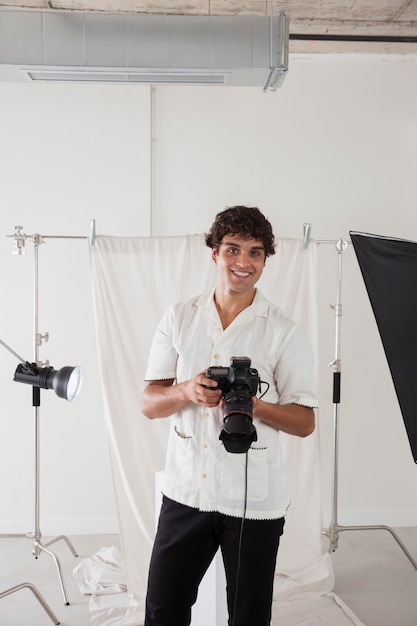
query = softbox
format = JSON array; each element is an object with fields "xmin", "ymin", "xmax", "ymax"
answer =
[{"xmin": 350, "ymin": 231, "xmax": 417, "ymax": 463}]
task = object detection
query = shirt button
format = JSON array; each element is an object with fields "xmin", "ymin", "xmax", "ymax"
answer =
[
  {"xmin": 201, "ymin": 473, "xmax": 207, "ymax": 479},
  {"xmin": 203, "ymin": 443, "xmax": 208, "ymax": 448}
]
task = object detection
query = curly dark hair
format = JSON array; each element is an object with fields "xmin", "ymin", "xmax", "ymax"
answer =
[{"xmin": 205, "ymin": 205, "xmax": 276, "ymax": 257}]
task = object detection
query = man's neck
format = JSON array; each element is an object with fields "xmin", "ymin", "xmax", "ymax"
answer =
[{"xmin": 214, "ymin": 287, "xmax": 256, "ymax": 329}]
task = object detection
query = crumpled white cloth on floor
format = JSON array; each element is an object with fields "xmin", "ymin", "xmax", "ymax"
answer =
[
  {"xmin": 272, "ymin": 554, "xmax": 365, "ymax": 626},
  {"xmin": 73, "ymin": 546, "xmax": 135, "ymax": 626},
  {"xmin": 274, "ymin": 552, "xmax": 335, "ymax": 601},
  {"xmin": 73, "ymin": 546, "xmax": 128, "ymax": 595},
  {"xmin": 273, "ymin": 593, "xmax": 365, "ymax": 626},
  {"xmin": 74, "ymin": 548, "xmax": 364, "ymax": 626},
  {"xmin": 88, "ymin": 592, "xmax": 132, "ymax": 626}
]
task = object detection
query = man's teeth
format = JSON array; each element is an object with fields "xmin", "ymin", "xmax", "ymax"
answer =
[{"xmin": 233, "ymin": 271, "xmax": 250, "ymax": 277}]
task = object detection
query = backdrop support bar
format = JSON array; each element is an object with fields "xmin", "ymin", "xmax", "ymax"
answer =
[{"xmin": 7, "ymin": 222, "xmax": 97, "ymax": 256}]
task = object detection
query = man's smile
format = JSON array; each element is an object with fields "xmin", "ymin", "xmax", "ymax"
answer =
[{"xmin": 232, "ymin": 270, "xmax": 252, "ymax": 277}]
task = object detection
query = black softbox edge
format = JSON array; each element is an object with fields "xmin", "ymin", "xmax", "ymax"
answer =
[{"xmin": 350, "ymin": 230, "xmax": 417, "ymax": 464}]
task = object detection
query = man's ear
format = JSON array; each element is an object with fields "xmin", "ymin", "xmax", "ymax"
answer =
[{"xmin": 211, "ymin": 247, "xmax": 218, "ymax": 263}]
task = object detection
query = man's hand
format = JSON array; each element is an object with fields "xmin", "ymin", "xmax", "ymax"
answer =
[
  {"xmin": 141, "ymin": 370, "xmax": 222, "ymax": 419},
  {"xmin": 184, "ymin": 371, "xmax": 222, "ymax": 408}
]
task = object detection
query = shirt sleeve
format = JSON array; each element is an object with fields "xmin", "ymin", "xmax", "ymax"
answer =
[
  {"xmin": 144, "ymin": 306, "xmax": 179, "ymax": 381},
  {"xmin": 274, "ymin": 323, "xmax": 318, "ymax": 408}
]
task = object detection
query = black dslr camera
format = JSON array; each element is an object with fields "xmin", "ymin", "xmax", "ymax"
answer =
[{"xmin": 206, "ymin": 356, "xmax": 260, "ymax": 454}]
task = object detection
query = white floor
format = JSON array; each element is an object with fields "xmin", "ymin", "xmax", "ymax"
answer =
[
  {"xmin": 330, "ymin": 526, "xmax": 417, "ymax": 626},
  {"xmin": 0, "ymin": 534, "xmax": 117, "ymax": 626},
  {"xmin": 0, "ymin": 529, "xmax": 416, "ymax": 625}
]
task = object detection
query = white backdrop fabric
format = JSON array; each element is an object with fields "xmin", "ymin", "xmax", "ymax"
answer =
[{"xmin": 89, "ymin": 234, "xmax": 363, "ymax": 626}]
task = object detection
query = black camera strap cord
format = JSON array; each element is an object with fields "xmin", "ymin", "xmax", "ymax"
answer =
[
  {"xmin": 230, "ymin": 450, "xmax": 249, "ymax": 626},
  {"xmin": 259, "ymin": 381, "xmax": 269, "ymax": 399},
  {"xmin": 230, "ymin": 382, "xmax": 269, "ymax": 625}
]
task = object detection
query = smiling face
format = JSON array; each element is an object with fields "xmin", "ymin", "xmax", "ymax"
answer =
[{"xmin": 211, "ymin": 234, "xmax": 266, "ymax": 296}]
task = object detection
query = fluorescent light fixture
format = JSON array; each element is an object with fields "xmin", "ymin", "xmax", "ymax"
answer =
[{"xmin": 24, "ymin": 68, "xmax": 229, "ymax": 85}]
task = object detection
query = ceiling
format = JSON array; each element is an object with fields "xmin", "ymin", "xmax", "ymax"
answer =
[{"xmin": 1, "ymin": 0, "xmax": 417, "ymax": 54}]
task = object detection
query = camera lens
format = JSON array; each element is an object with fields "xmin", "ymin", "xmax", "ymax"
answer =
[
  {"xmin": 220, "ymin": 389, "xmax": 257, "ymax": 453},
  {"xmin": 223, "ymin": 390, "xmax": 254, "ymax": 435}
]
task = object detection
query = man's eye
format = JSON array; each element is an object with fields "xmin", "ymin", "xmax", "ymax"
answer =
[{"xmin": 227, "ymin": 248, "xmax": 238, "ymax": 254}]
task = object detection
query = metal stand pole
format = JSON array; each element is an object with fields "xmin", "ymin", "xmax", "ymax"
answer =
[
  {"xmin": 0, "ymin": 235, "xmax": 78, "ymax": 605},
  {"xmin": 322, "ymin": 239, "xmax": 417, "ymax": 570}
]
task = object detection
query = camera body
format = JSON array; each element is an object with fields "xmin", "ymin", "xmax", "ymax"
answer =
[
  {"xmin": 206, "ymin": 356, "xmax": 260, "ymax": 453},
  {"xmin": 206, "ymin": 356, "xmax": 260, "ymax": 397}
]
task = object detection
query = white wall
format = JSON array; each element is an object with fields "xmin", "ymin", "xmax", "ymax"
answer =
[
  {"xmin": 0, "ymin": 84, "xmax": 151, "ymax": 534},
  {"xmin": 0, "ymin": 53, "xmax": 416, "ymax": 536}
]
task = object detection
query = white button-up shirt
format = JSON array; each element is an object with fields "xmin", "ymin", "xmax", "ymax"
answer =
[{"xmin": 145, "ymin": 289, "xmax": 317, "ymax": 520}]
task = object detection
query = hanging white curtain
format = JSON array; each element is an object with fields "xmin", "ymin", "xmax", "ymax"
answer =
[{"xmin": 89, "ymin": 234, "xmax": 362, "ymax": 626}]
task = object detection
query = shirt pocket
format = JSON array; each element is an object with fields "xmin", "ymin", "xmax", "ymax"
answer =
[
  {"xmin": 165, "ymin": 426, "xmax": 194, "ymax": 486},
  {"xmin": 220, "ymin": 446, "xmax": 268, "ymax": 502}
]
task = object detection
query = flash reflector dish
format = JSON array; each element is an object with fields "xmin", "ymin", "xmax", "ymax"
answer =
[{"xmin": 14, "ymin": 363, "xmax": 83, "ymax": 402}]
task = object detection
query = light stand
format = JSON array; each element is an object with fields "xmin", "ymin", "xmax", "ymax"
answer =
[
  {"xmin": 0, "ymin": 229, "xmax": 83, "ymax": 607},
  {"xmin": 0, "ymin": 341, "xmax": 81, "ymax": 620},
  {"xmin": 322, "ymin": 239, "xmax": 417, "ymax": 570}
]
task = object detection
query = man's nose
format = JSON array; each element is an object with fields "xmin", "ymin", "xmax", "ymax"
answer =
[{"xmin": 236, "ymin": 253, "xmax": 251, "ymax": 265}]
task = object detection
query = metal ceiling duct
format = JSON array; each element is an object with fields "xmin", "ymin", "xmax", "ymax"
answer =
[{"xmin": 0, "ymin": 11, "xmax": 289, "ymax": 90}]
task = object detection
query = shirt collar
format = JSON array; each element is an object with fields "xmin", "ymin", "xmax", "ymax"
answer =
[{"xmin": 196, "ymin": 288, "xmax": 269, "ymax": 320}]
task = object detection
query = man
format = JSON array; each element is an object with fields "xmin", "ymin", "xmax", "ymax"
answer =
[{"xmin": 141, "ymin": 205, "xmax": 317, "ymax": 626}]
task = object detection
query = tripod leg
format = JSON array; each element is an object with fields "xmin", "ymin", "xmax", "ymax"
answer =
[
  {"xmin": 340, "ymin": 525, "xmax": 417, "ymax": 570},
  {"xmin": 44, "ymin": 535, "xmax": 78, "ymax": 557},
  {"xmin": 0, "ymin": 582, "xmax": 60, "ymax": 624},
  {"xmin": 34, "ymin": 541, "xmax": 70, "ymax": 605}
]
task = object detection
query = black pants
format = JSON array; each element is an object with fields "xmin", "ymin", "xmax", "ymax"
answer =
[{"xmin": 145, "ymin": 496, "xmax": 285, "ymax": 626}]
